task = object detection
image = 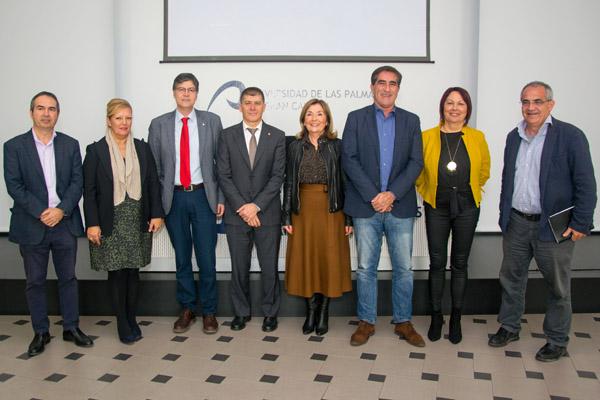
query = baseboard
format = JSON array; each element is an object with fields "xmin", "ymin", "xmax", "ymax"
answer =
[{"xmin": 1, "ymin": 277, "xmax": 599, "ymax": 316}]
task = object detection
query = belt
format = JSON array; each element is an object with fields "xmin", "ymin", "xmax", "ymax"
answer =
[
  {"xmin": 174, "ymin": 183, "xmax": 204, "ymax": 192},
  {"xmin": 512, "ymin": 208, "xmax": 541, "ymax": 221}
]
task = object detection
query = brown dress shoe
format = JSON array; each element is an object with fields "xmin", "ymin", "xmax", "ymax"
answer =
[
  {"xmin": 173, "ymin": 309, "xmax": 196, "ymax": 333},
  {"xmin": 350, "ymin": 321, "xmax": 375, "ymax": 346},
  {"xmin": 395, "ymin": 321, "xmax": 426, "ymax": 347},
  {"xmin": 202, "ymin": 315, "xmax": 219, "ymax": 334}
]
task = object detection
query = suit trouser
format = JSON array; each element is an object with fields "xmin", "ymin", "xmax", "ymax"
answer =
[
  {"xmin": 165, "ymin": 189, "xmax": 218, "ymax": 315},
  {"xmin": 225, "ymin": 223, "xmax": 281, "ymax": 317},
  {"xmin": 19, "ymin": 221, "xmax": 79, "ymax": 333},
  {"xmin": 498, "ymin": 210, "xmax": 574, "ymax": 347}
]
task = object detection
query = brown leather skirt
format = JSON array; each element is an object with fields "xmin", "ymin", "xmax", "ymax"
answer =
[{"xmin": 285, "ymin": 184, "xmax": 352, "ymax": 298}]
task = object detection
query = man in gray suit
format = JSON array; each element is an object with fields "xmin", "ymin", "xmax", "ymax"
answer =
[
  {"xmin": 148, "ymin": 73, "xmax": 224, "ymax": 334},
  {"xmin": 217, "ymin": 87, "xmax": 286, "ymax": 332}
]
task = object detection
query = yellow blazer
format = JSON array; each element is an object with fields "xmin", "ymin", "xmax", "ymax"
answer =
[{"xmin": 416, "ymin": 124, "xmax": 490, "ymax": 208}]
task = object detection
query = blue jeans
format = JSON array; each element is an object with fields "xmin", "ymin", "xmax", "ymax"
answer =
[
  {"xmin": 165, "ymin": 188, "xmax": 218, "ymax": 315},
  {"xmin": 353, "ymin": 213, "xmax": 414, "ymax": 324}
]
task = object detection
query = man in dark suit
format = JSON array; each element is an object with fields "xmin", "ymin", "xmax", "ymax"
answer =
[
  {"xmin": 148, "ymin": 73, "xmax": 224, "ymax": 334},
  {"xmin": 489, "ymin": 81, "xmax": 597, "ymax": 361},
  {"xmin": 3, "ymin": 91, "xmax": 93, "ymax": 356},
  {"xmin": 342, "ymin": 66, "xmax": 425, "ymax": 347},
  {"xmin": 217, "ymin": 87, "xmax": 286, "ymax": 332}
]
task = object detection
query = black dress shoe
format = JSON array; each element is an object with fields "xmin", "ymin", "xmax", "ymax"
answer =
[
  {"xmin": 535, "ymin": 343, "xmax": 567, "ymax": 362},
  {"xmin": 262, "ymin": 317, "xmax": 278, "ymax": 332},
  {"xmin": 28, "ymin": 332, "xmax": 51, "ymax": 357},
  {"xmin": 63, "ymin": 328, "xmax": 94, "ymax": 347},
  {"xmin": 230, "ymin": 316, "xmax": 251, "ymax": 331},
  {"xmin": 488, "ymin": 327, "xmax": 519, "ymax": 347}
]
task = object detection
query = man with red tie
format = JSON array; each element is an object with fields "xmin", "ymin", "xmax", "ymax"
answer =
[{"xmin": 148, "ymin": 73, "xmax": 224, "ymax": 334}]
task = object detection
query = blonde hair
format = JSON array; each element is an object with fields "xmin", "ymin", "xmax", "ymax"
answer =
[
  {"xmin": 296, "ymin": 98, "xmax": 337, "ymax": 140},
  {"xmin": 106, "ymin": 98, "xmax": 132, "ymax": 119},
  {"xmin": 106, "ymin": 98, "xmax": 132, "ymax": 133}
]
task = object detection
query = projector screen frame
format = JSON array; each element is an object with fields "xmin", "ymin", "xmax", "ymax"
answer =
[{"xmin": 162, "ymin": 0, "xmax": 432, "ymax": 63}]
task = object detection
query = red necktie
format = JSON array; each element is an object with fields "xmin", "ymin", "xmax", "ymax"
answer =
[{"xmin": 180, "ymin": 117, "xmax": 191, "ymax": 188}]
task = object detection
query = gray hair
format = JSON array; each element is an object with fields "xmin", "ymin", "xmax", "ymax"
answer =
[{"xmin": 521, "ymin": 81, "xmax": 553, "ymax": 100}]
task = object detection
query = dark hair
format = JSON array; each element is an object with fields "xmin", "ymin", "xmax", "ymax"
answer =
[
  {"xmin": 172, "ymin": 73, "xmax": 199, "ymax": 91},
  {"xmin": 239, "ymin": 87, "xmax": 265, "ymax": 102},
  {"xmin": 439, "ymin": 87, "xmax": 472, "ymax": 125},
  {"xmin": 370, "ymin": 66, "xmax": 402, "ymax": 86},
  {"xmin": 296, "ymin": 98, "xmax": 337, "ymax": 140},
  {"xmin": 30, "ymin": 91, "xmax": 60, "ymax": 113}
]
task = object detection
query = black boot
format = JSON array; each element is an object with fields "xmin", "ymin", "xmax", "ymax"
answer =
[
  {"xmin": 302, "ymin": 294, "xmax": 319, "ymax": 334},
  {"xmin": 315, "ymin": 296, "xmax": 330, "ymax": 336},
  {"xmin": 125, "ymin": 269, "xmax": 142, "ymax": 341},
  {"xmin": 448, "ymin": 308, "xmax": 462, "ymax": 344},
  {"xmin": 427, "ymin": 311, "xmax": 444, "ymax": 342},
  {"xmin": 108, "ymin": 270, "xmax": 135, "ymax": 344}
]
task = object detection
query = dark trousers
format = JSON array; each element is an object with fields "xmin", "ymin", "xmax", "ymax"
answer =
[
  {"xmin": 108, "ymin": 268, "xmax": 140, "ymax": 339},
  {"xmin": 498, "ymin": 211, "xmax": 574, "ymax": 347},
  {"xmin": 19, "ymin": 222, "xmax": 79, "ymax": 333},
  {"xmin": 424, "ymin": 202, "xmax": 480, "ymax": 312},
  {"xmin": 165, "ymin": 188, "xmax": 218, "ymax": 315},
  {"xmin": 225, "ymin": 223, "xmax": 281, "ymax": 317}
]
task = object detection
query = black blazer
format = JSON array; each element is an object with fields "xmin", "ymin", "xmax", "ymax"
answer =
[
  {"xmin": 83, "ymin": 137, "xmax": 164, "ymax": 236},
  {"xmin": 4, "ymin": 130, "xmax": 84, "ymax": 245},
  {"xmin": 282, "ymin": 137, "xmax": 351, "ymax": 226}
]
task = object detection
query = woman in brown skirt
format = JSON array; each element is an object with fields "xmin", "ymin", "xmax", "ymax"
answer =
[{"xmin": 283, "ymin": 98, "xmax": 352, "ymax": 336}]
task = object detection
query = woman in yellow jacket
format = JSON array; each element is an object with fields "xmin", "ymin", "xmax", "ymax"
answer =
[{"xmin": 416, "ymin": 87, "xmax": 490, "ymax": 344}]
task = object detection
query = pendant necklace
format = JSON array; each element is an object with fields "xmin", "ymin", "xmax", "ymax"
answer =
[{"xmin": 443, "ymin": 133, "xmax": 462, "ymax": 173}]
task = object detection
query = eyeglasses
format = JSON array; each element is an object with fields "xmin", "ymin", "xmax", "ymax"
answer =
[
  {"xmin": 175, "ymin": 87, "xmax": 197, "ymax": 94},
  {"xmin": 520, "ymin": 99, "xmax": 551, "ymax": 106}
]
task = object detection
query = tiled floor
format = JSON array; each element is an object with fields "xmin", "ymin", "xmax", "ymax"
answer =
[{"xmin": 0, "ymin": 314, "xmax": 599, "ymax": 399}]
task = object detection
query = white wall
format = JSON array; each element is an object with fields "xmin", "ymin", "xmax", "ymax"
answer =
[
  {"xmin": 476, "ymin": 0, "xmax": 600, "ymax": 230},
  {"xmin": 0, "ymin": 0, "xmax": 115, "ymax": 230},
  {"xmin": 1, "ymin": 0, "xmax": 598, "ymax": 271}
]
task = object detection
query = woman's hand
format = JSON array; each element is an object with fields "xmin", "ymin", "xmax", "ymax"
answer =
[
  {"xmin": 148, "ymin": 218, "xmax": 163, "ymax": 233},
  {"xmin": 283, "ymin": 225, "xmax": 293, "ymax": 235},
  {"xmin": 345, "ymin": 226, "xmax": 353, "ymax": 236},
  {"xmin": 87, "ymin": 226, "xmax": 102, "ymax": 245}
]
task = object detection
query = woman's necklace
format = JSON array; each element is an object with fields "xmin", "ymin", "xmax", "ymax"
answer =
[{"xmin": 443, "ymin": 133, "xmax": 462, "ymax": 173}]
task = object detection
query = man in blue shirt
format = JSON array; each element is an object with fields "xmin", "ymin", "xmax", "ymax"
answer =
[
  {"xmin": 148, "ymin": 74, "xmax": 224, "ymax": 335},
  {"xmin": 489, "ymin": 81, "xmax": 597, "ymax": 362},
  {"xmin": 342, "ymin": 66, "xmax": 425, "ymax": 347}
]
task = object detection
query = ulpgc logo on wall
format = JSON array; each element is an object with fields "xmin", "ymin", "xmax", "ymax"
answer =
[{"xmin": 205, "ymin": 80, "xmax": 373, "ymax": 134}]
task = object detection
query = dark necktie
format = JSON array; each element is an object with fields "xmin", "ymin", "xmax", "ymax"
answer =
[
  {"xmin": 247, "ymin": 127, "xmax": 257, "ymax": 169},
  {"xmin": 180, "ymin": 117, "xmax": 191, "ymax": 188}
]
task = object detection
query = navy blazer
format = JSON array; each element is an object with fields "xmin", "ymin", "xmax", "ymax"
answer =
[
  {"xmin": 83, "ymin": 138, "xmax": 164, "ymax": 236},
  {"xmin": 4, "ymin": 130, "xmax": 84, "ymax": 245},
  {"xmin": 342, "ymin": 105, "xmax": 424, "ymax": 218},
  {"xmin": 499, "ymin": 117, "xmax": 597, "ymax": 241}
]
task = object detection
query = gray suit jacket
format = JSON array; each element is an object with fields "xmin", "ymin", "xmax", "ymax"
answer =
[
  {"xmin": 148, "ymin": 109, "xmax": 223, "ymax": 215},
  {"xmin": 4, "ymin": 130, "xmax": 85, "ymax": 245},
  {"xmin": 217, "ymin": 122, "xmax": 286, "ymax": 226}
]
